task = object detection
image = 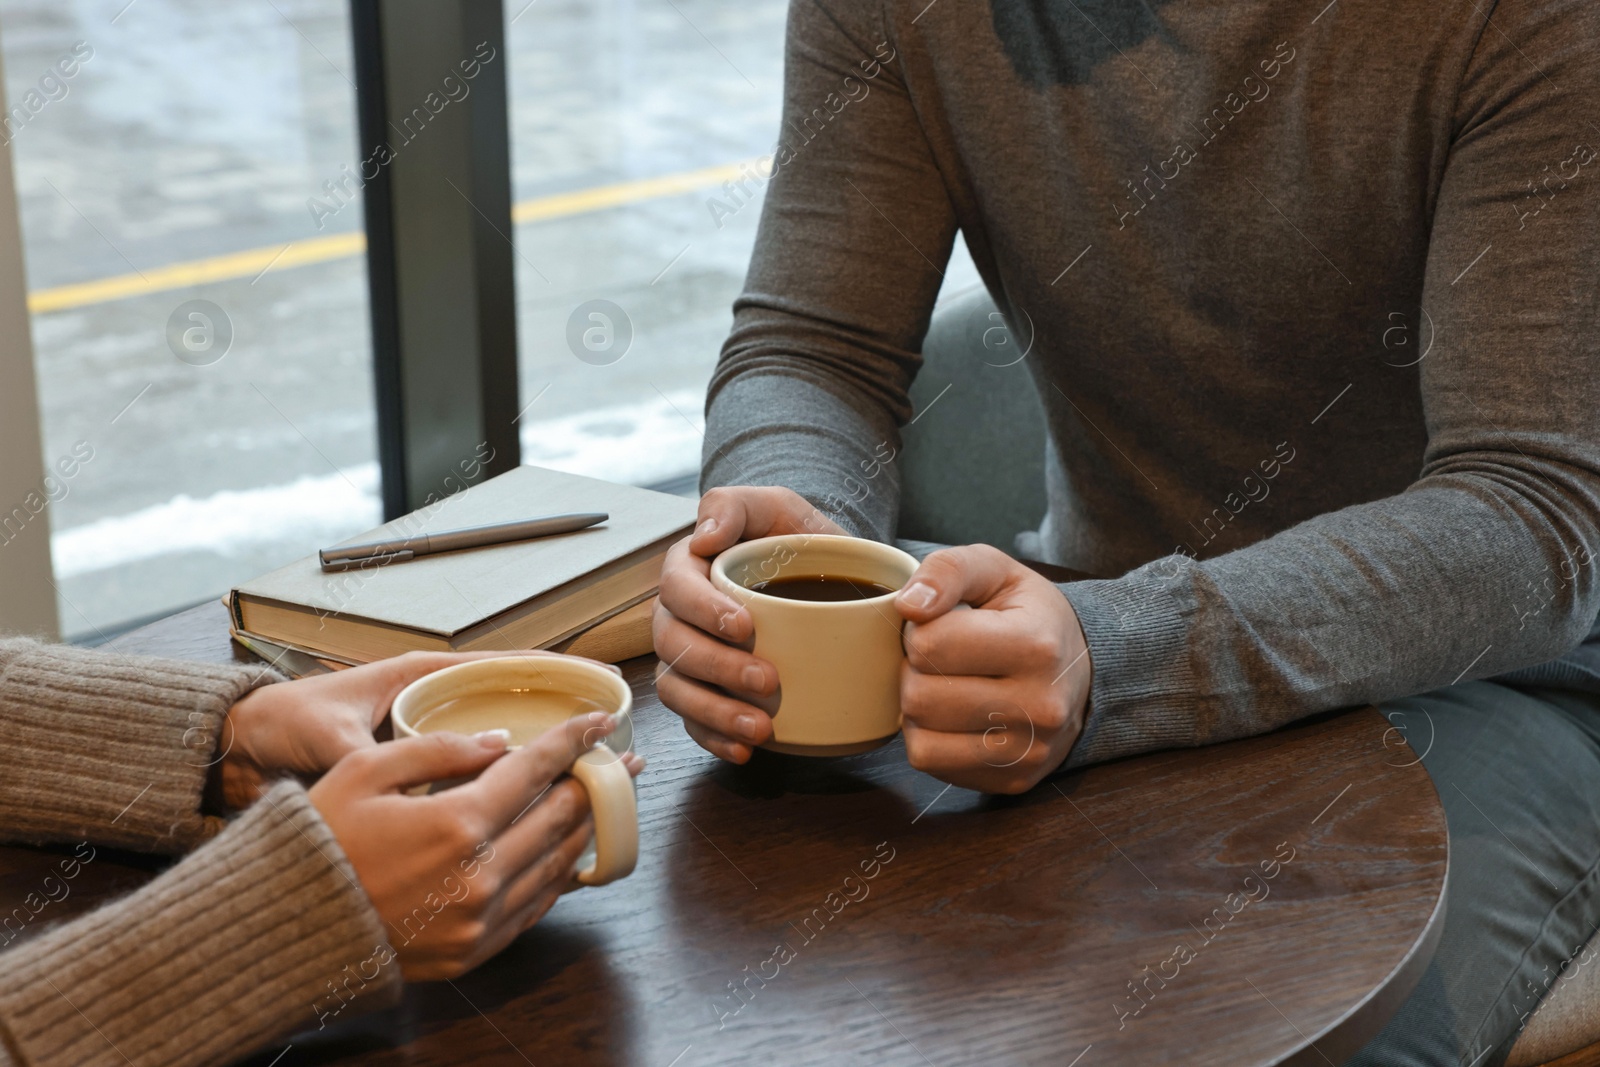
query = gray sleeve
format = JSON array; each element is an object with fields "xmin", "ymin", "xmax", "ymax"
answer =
[
  {"xmin": 1060, "ymin": 0, "xmax": 1600, "ymax": 767},
  {"xmin": 701, "ymin": 0, "xmax": 956, "ymax": 540}
]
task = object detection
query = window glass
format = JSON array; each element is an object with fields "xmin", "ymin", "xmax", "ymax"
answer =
[
  {"xmin": 1, "ymin": 0, "xmax": 377, "ymax": 639},
  {"xmin": 504, "ymin": 0, "xmax": 981, "ymax": 489},
  {"xmin": 2, "ymin": 0, "xmax": 984, "ymax": 639}
]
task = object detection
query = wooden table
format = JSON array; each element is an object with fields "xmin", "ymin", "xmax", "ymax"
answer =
[{"xmin": 1, "ymin": 597, "xmax": 1447, "ymax": 1067}]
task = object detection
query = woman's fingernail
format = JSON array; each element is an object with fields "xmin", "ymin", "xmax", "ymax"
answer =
[
  {"xmin": 899, "ymin": 581, "xmax": 937, "ymax": 610},
  {"xmin": 741, "ymin": 664, "xmax": 766, "ymax": 692},
  {"xmin": 475, "ymin": 728, "xmax": 512, "ymax": 748},
  {"xmin": 696, "ymin": 517, "xmax": 719, "ymax": 538},
  {"xmin": 737, "ymin": 713, "xmax": 765, "ymax": 741}
]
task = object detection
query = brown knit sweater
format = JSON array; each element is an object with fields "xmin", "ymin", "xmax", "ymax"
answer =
[{"xmin": 0, "ymin": 640, "xmax": 400, "ymax": 1067}]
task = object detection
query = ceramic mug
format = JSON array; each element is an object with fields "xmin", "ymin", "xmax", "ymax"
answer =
[
  {"xmin": 391, "ymin": 655, "xmax": 638, "ymax": 886},
  {"xmin": 710, "ymin": 534, "xmax": 920, "ymax": 756}
]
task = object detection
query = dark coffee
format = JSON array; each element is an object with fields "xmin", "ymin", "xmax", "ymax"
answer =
[{"xmin": 749, "ymin": 574, "xmax": 897, "ymax": 601}]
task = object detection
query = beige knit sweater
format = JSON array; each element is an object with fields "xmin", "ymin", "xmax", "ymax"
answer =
[{"xmin": 0, "ymin": 639, "xmax": 400, "ymax": 1066}]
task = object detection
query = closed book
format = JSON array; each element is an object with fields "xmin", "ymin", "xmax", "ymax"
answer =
[
  {"xmin": 227, "ymin": 465, "xmax": 694, "ymax": 664},
  {"xmin": 232, "ymin": 597, "xmax": 661, "ymax": 677}
]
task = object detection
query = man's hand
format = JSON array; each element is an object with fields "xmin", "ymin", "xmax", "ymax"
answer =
[
  {"xmin": 215, "ymin": 650, "xmax": 620, "ymax": 811},
  {"xmin": 653, "ymin": 486, "xmax": 845, "ymax": 763},
  {"xmin": 895, "ymin": 544, "xmax": 1092, "ymax": 794},
  {"xmin": 309, "ymin": 718, "xmax": 645, "ymax": 981}
]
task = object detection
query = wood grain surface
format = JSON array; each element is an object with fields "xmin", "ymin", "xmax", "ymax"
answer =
[{"xmin": 0, "ymin": 595, "xmax": 1448, "ymax": 1067}]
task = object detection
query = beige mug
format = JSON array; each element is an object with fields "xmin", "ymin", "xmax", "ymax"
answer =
[
  {"xmin": 710, "ymin": 534, "xmax": 919, "ymax": 756},
  {"xmin": 391, "ymin": 655, "xmax": 638, "ymax": 886}
]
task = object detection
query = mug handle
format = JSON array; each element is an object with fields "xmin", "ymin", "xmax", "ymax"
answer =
[{"xmin": 569, "ymin": 746, "xmax": 638, "ymax": 886}]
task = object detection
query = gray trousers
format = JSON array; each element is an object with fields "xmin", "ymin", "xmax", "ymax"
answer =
[{"xmin": 1350, "ymin": 681, "xmax": 1600, "ymax": 1066}]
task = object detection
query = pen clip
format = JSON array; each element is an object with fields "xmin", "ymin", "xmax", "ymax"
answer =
[{"xmin": 319, "ymin": 549, "xmax": 415, "ymax": 572}]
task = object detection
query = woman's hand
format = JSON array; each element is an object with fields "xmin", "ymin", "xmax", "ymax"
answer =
[
  {"xmin": 309, "ymin": 718, "xmax": 644, "ymax": 981},
  {"xmin": 652, "ymin": 486, "xmax": 845, "ymax": 763},
  {"xmin": 895, "ymin": 545, "xmax": 1093, "ymax": 794},
  {"xmin": 215, "ymin": 650, "xmax": 620, "ymax": 811}
]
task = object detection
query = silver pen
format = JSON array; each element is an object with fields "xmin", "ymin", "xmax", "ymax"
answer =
[{"xmin": 319, "ymin": 512, "xmax": 608, "ymax": 571}]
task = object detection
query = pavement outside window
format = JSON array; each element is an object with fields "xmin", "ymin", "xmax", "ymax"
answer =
[{"xmin": 0, "ymin": 0, "xmax": 978, "ymax": 641}]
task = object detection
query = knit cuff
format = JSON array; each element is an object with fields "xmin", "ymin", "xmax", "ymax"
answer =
[
  {"xmin": 0, "ymin": 640, "xmax": 281, "ymax": 854},
  {"xmin": 0, "ymin": 780, "xmax": 399, "ymax": 1067},
  {"xmin": 1057, "ymin": 563, "xmax": 1199, "ymax": 769},
  {"xmin": 702, "ymin": 371, "xmax": 903, "ymax": 543}
]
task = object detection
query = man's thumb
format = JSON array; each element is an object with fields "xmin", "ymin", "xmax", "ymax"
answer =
[{"xmin": 894, "ymin": 545, "xmax": 1014, "ymax": 623}]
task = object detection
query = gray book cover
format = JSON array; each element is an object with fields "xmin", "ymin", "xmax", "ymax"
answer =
[{"xmin": 234, "ymin": 465, "xmax": 697, "ymax": 636}]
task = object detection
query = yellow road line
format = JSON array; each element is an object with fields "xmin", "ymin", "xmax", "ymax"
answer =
[
  {"xmin": 26, "ymin": 160, "xmax": 750, "ymax": 315},
  {"xmin": 511, "ymin": 161, "xmax": 747, "ymax": 224},
  {"xmin": 27, "ymin": 234, "xmax": 366, "ymax": 315}
]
